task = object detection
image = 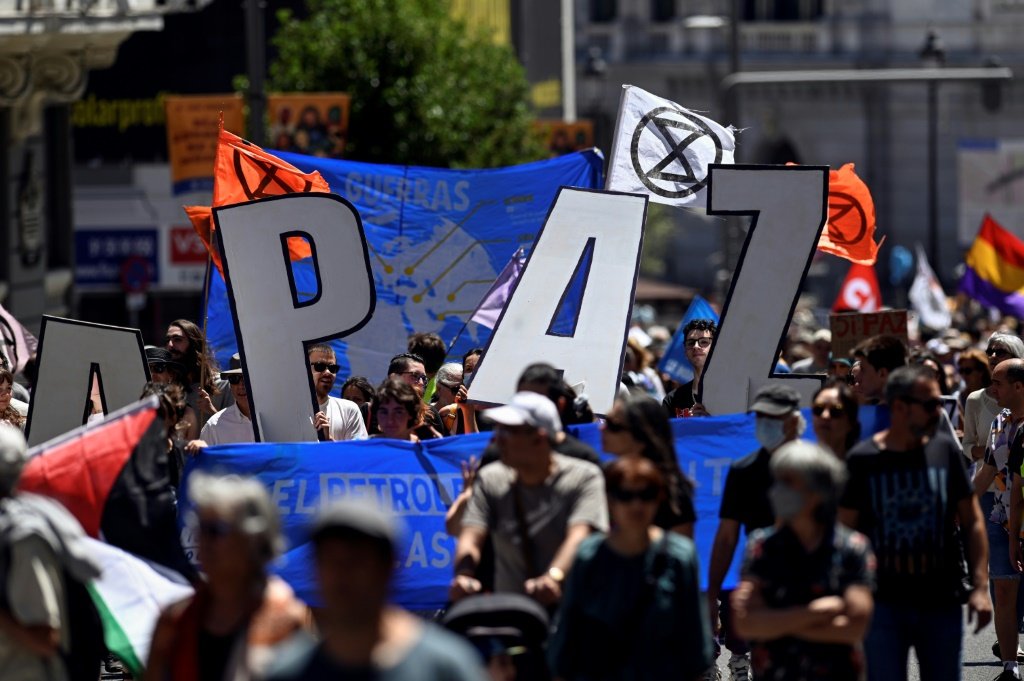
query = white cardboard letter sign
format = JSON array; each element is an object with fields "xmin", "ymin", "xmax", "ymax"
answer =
[
  {"xmin": 469, "ymin": 187, "xmax": 648, "ymax": 415},
  {"xmin": 26, "ymin": 317, "xmax": 149, "ymax": 446},
  {"xmin": 215, "ymin": 193, "xmax": 375, "ymax": 442},
  {"xmin": 699, "ymin": 165, "xmax": 829, "ymax": 414}
]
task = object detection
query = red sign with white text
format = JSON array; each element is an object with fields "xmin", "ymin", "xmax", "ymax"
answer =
[{"xmin": 169, "ymin": 226, "xmax": 208, "ymax": 264}]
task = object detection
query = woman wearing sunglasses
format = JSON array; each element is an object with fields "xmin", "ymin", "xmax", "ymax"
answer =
[
  {"xmin": 810, "ymin": 380, "xmax": 861, "ymax": 460},
  {"xmin": 962, "ymin": 339, "xmax": 1014, "ymax": 464},
  {"xmin": 146, "ymin": 473, "xmax": 308, "ymax": 681},
  {"xmin": 600, "ymin": 394, "xmax": 696, "ymax": 537},
  {"xmin": 732, "ymin": 441, "xmax": 875, "ymax": 681},
  {"xmin": 548, "ymin": 457, "xmax": 713, "ymax": 681}
]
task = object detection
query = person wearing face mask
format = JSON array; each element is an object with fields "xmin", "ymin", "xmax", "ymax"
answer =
[
  {"xmin": 839, "ymin": 366, "xmax": 992, "ymax": 681},
  {"xmin": 732, "ymin": 441, "xmax": 875, "ymax": 681},
  {"xmin": 705, "ymin": 384, "xmax": 805, "ymax": 681}
]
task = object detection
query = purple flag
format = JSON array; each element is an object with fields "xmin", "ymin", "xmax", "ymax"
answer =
[{"xmin": 470, "ymin": 249, "xmax": 526, "ymax": 329}]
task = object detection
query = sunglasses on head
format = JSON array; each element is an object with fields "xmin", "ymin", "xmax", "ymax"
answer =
[
  {"xmin": 811, "ymin": 403, "xmax": 845, "ymax": 417},
  {"xmin": 310, "ymin": 361, "xmax": 340, "ymax": 374},
  {"xmin": 149, "ymin": 362, "xmax": 167, "ymax": 374},
  {"xmin": 610, "ymin": 486, "xmax": 659, "ymax": 503}
]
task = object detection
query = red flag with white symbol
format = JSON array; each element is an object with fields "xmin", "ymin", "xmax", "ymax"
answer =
[{"xmin": 833, "ymin": 263, "xmax": 881, "ymax": 312}]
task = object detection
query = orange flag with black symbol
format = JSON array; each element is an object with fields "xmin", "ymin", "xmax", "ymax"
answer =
[
  {"xmin": 187, "ymin": 119, "xmax": 330, "ymax": 273},
  {"xmin": 820, "ymin": 163, "xmax": 883, "ymax": 266}
]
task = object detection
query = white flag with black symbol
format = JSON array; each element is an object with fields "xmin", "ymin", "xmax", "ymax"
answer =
[
  {"xmin": 606, "ymin": 84, "xmax": 735, "ymax": 208},
  {"xmin": 909, "ymin": 244, "xmax": 952, "ymax": 330}
]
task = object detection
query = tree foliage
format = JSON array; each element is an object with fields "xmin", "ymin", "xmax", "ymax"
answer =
[{"xmin": 268, "ymin": 0, "xmax": 546, "ymax": 168}]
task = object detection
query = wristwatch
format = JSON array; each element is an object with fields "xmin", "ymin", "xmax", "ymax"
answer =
[{"xmin": 546, "ymin": 566, "xmax": 566, "ymax": 584}]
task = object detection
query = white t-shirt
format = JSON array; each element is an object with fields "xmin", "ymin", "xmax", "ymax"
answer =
[
  {"xmin": 319, "ymin": 396, "xmax": 368, "ymax": 441},
  {"xmin": 200, "ymin": 403, "xmax": 255, "ymax": 446}
]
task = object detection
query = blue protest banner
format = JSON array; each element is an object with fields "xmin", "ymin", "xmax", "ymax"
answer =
[
  {"xmin": 181, "ymin": 407, "xmax": 886, "ymax": 611},
  {"xmin": 658, "ymin": 295, "xmax": 719, "ymax": 384},
  {"xmin": 204, "ymin": 150, "xmax": 604, "ymax": 381}
]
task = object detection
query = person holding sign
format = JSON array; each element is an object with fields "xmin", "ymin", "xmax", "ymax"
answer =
[
  {"xmin": 450, "ymin": 392, "xmax": 608, "ymax": 607},
  {"xmin": 308, "ymin": 344, "xmax": 367, "ymax": 442},
  {"xmin": 662, "ymin": 319, "xmax": 716, "ymax": 418}
]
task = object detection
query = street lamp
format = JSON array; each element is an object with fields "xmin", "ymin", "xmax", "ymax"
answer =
[{"xmin": 919, "ymin": 29, "xmax": 946, "ymax": 280}]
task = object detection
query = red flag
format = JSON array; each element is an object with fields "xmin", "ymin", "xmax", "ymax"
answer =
[
  {"xmin": 189, "ymin": 119, "xmax": 330, "ymax": 273},
  {"xmin": 820, "ymin": 163, "xmax": 883, "ymax": 265},
  {"xmin": 833, "ymin": 263, "xmax": 882, "ymax": 313}
]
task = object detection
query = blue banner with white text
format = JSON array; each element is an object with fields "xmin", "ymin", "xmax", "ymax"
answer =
[{"xmin": 181, "ymin": 409, "xmax": 891, "ymax": 611}]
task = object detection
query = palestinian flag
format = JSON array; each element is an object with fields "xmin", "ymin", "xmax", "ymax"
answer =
[
  {"xmin": 85, "ymin": 538, "xmax": 193, "ymax": 677},
  {"xmin": 19, "ymin": 396, "xmax": 195, "ymax": 577}
]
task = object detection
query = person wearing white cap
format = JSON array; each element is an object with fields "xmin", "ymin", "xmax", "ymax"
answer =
[
  {"xmin": 449, "ymin": 392, "xmax": 608, "ymax": 608},
  {"xmin": 791, "ymin": 329, "xmax": 832, "ymax": 374}
]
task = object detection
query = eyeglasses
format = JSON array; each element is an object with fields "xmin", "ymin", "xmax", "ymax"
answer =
[
  {"xmin": 811, "ymin": 403, "xmax": 845, "ymax": 417},
  {"xmin": 684, "ymin": 337, "xmax": 713, "ymax": 349},
  {"xmin": 165, "ymin": 334, "xmax": 187, "ymax": 344},
  {"xmin": 149, "ymin": 362, "xmax": 167, "ymax": 374},
  {"xmin": 989, "ymin": 348, "xmax": 1011, "ymax": 359},
  {"xmin": 198, "ymin": 518, "xmax": 234, "ymax": 539},
  {"xmin": 401, "ymin": 371, "xmax": 428, "ymax": 384},
  {"xmin": 901, "ymin": 396, "xmax": 942, "ymax": 412},
  {"xmin": 310, "ymin": 362, "xmax": 340, "ymax": 374},
  {"xmin": 603, "ymin": 418, "xmax": 629, "ymax": 433},
  {"xmin": 610, "ymin": 486, "xmax": 659, "ymax": 503},
  {"xmin": 225, "ymin": 374, "xmax": 243, "ymax": 385}
]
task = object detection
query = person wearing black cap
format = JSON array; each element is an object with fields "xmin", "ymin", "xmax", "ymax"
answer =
[
  {"xmin": 705, "ymin": 383, "xmax": 805, "ymax": 681},
  {"xmin": 264, "ymin": 499, "xmax": 488, "ymax": 681},
  {"xmin": 186, "ymin": 354, "xmax": 255, "ymax": 451}
]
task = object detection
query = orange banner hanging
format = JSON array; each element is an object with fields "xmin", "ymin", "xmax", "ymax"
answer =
[
  {"xmin": 819, "ymin": 163, "xmax": 883, "ymax": 266},
  {"xmin": 189, "ymin": 119, "xmax": 331, "ymax": 272}
]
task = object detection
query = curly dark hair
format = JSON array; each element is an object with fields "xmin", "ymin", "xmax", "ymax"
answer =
[
  {"xmin": 682, "ymin": 318, "xmax": 717, "ymax": 338},
  {"xmin": 341, "ymin": 376, "xmax": 375, "ymax": 403}
]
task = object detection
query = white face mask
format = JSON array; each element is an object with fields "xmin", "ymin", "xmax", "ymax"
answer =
[{"xmin": 755, "ymin": 417, "xmax": 787, "ymax": 451}]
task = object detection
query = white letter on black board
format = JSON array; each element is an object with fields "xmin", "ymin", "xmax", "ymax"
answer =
[{"xmin": 214, "ymin": 193, "xmax": 375, "ymax": 442}]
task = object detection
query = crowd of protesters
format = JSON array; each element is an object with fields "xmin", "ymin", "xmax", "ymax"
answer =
[{"xmin": 4, "ymin": 301, "xmax": 1024, "ymax": 681}]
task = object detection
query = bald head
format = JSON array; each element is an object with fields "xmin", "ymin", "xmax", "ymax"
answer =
[{"xmin": 991, "ymin": 358, "xmax": 1024, "ymax": 412}]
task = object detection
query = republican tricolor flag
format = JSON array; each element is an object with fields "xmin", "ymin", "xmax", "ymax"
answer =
[{"xmin": 959, "ymin": 214, "xmax": 1024, "ymax": 318}]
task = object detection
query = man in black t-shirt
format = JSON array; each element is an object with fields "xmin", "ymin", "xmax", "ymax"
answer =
[
  {"xmin": 839, "ymin": 365, "xmax": 992, "ymax": 681},
  {"xmin": 706, "ymin": 383, "xmax": 805, "ymax": 681},
  {"xmin": 663, "ymin": 319, "xmax": 716, "ymax": 417}
]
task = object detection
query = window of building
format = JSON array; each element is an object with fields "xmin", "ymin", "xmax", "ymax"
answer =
[
  {"xmin": 743, "ymin": 0, "xmax": 823, "ymax": 21},
  {"xmin": 590, "ymin": 0, "xmax": 617, "ymax": 23},
  {"xmin": 651, "ymin": 0, "xmax": 675, "ymax": 22}
]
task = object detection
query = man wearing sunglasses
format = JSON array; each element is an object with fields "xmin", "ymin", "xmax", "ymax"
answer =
[
  {"xmin": 308, "ymin": 344, "xmax": 367, "ymax": 442},
  {"xmin": 189, "ymin": 353, "xmax": 254, "ymax": 450},
  {"xmin": 662, "ymin": 319, "xmax": 716, "ymax": 418},
  {"xmin": 839, "ymin": 366, "xmax": 991, "ymax": 681}
]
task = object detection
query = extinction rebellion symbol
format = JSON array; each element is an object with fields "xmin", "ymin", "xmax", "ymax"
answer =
[{"xmin": 630, "ymin": 107, "xmax": 723, "ymax": 199}]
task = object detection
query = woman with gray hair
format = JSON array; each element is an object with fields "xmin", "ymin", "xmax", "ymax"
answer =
[
  {"xmin": 732, "ymin": 441, "xmax": 876, "ymax": 681},
  {"xmin": 145, "ymin": 473, "xmax": 308, "ymax": 681}
]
